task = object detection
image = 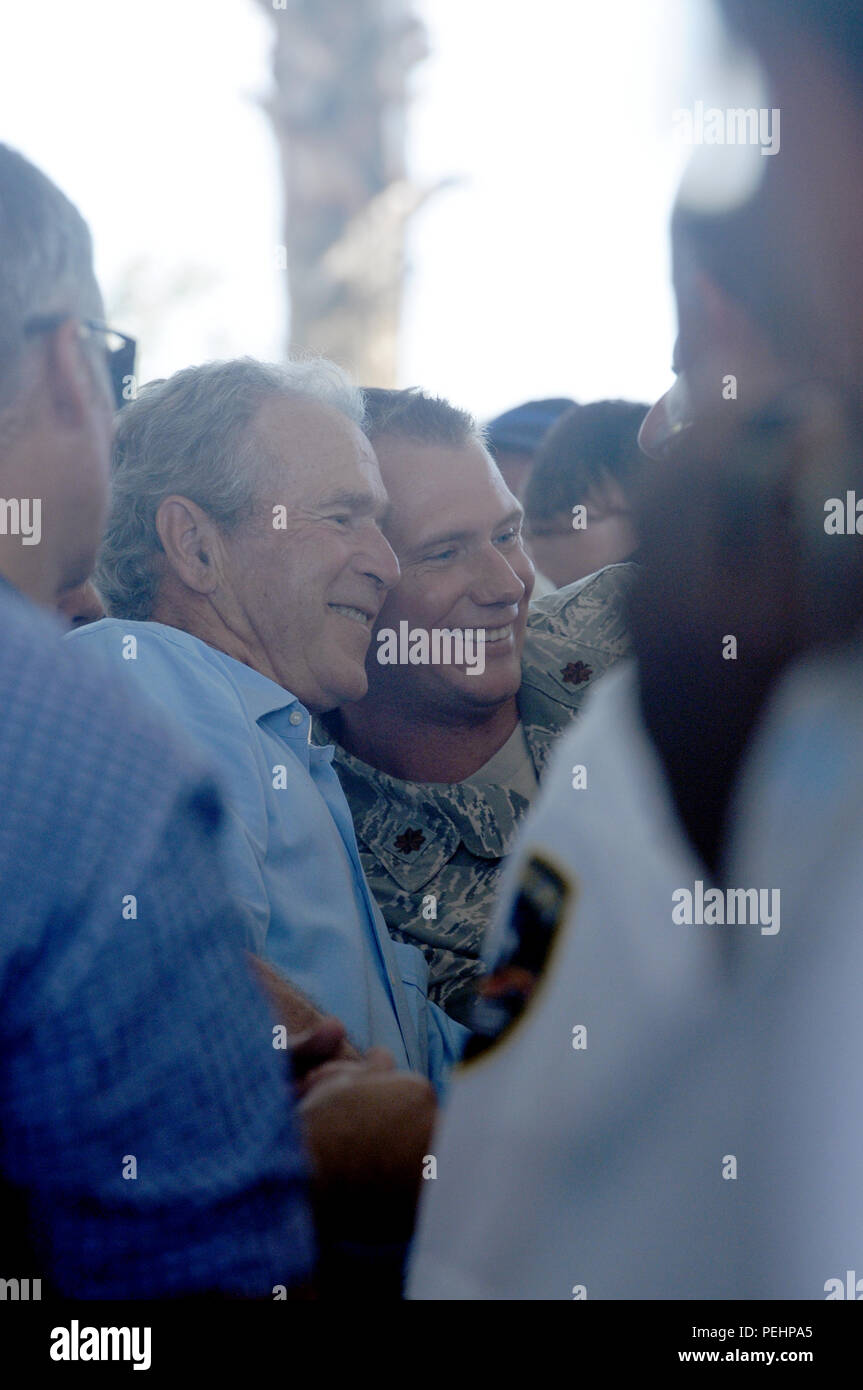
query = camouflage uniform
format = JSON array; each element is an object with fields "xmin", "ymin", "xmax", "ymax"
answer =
[{"xmin": 314, "ymin": 563, "xmax": 635, "ymax": 1024}]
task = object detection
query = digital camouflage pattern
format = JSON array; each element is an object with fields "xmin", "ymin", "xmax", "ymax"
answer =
[{"xmin": 314, "ymin": 563, "xmax": 636, "ymax": 1024}]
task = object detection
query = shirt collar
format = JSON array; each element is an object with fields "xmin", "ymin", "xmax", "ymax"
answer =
[{"xmin": 146, "ymin": 621, "xmax": 308, "ymax": 726}]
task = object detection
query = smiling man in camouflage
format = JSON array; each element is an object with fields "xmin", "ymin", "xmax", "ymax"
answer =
[{"xmin": 315, "ymin": 388, "xmax": 634, "ymax": 1025}]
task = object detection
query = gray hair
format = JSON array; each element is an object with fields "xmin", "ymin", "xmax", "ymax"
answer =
[
  {"xmin": 0, "ymin": 144, "xmax": 101, "ymax": 406},
  {"xmin": 96, "ymin": 356, "xmax": 365, "ymax": 620}
]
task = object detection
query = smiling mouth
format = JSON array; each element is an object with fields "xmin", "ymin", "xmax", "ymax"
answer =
[
  {"xmin": 446, "ymin": 623, "xmax": 513, "ymax": 644},
  {"xmin": 328, "ymin": 603, "xmax": 373, "ymax": 627},
  {"xmin": 483, "ymin": 624, "xmax": 514, "ymax": 644}
]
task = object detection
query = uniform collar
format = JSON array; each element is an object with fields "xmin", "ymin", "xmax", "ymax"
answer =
[
  {"xmin": 314, "ymin": 710, "xmax": 535, "ymax": 891},
  {"xmin": 329, "ymin": 742, "xmax": 531, "ymax": 889}
]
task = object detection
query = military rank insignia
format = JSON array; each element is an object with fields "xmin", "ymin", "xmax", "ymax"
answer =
[{"xmin": 462, "ymin": 853, "xmax": 572, "ymax": 1063}]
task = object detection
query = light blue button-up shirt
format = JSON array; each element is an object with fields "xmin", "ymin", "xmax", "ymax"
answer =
[{"xmin": 67, "ymin": 619, "xmax": 465, "ymax": 1087}]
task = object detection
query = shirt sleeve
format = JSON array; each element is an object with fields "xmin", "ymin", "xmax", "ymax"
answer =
[
  {"xmin": 74, "ymin": 625, "xmax": 275, "ymax": 957},
  {"xmin": 0, "ymin": 771, "xmax": 315, "ymax": 1298}
]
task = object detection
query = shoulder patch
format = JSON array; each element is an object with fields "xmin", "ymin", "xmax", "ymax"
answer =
[{"xmin": 462, "ymin": 853, "xmax": 574, "ymax": 1064}]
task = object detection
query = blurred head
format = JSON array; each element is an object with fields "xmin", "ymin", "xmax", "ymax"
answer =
[
  {"xmin": 629, "ymin": 5, "xmax": 863, "ymax": 864},
  {"xmin": 485, "ymin": 398, "xmax": 576, "ymax": 500},
  {"xmin": 97, "ymin": 358, "xmax": 399, "ymax": 713},
  {"xmin": 716, "ymin": 0, "xmax": 863, "ymax": 394},
  {"xmin": 638, "ymin": 204, "xmax": 790, "ymax": 461},
  {"xmin": 351, "ymin": 387, "xmax": 535, "ymax": 723},
  {"xmin": 524, "ymin": 401, "xmax": 647, "ymax": 585},
  {"xmin": 0, "ymin": 145, "xmax": 115, "ymax": 605}
]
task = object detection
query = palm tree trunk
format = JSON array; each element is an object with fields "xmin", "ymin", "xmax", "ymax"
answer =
[{"xmin": 255, "ymin": 0, "xmax": 427, "ymax": 385}]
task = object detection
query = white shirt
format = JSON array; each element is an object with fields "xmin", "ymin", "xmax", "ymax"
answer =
[{"xmin": 408, "ymin": 654, "xmax": 863, "ymax": 1299}]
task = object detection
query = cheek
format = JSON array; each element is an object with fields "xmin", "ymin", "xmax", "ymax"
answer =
[
  {"xmin": 378, "ymin": 573, "xmax": 461, "ymax": 629},
  {"xmin": 267, "ymin": 530, "xmax": 341, "ymax": 599}
]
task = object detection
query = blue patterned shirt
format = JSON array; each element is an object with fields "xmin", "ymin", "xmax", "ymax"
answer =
[{"xmin": 0, "ymin": 579, "xmax": 314, "ymax": 1297}]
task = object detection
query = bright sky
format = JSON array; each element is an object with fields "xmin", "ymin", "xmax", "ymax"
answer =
[{"xmin": 0, "ymin": 0, "xmax": 716, "ymax": 421}]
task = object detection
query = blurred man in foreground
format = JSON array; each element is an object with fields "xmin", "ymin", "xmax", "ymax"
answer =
[
  {"xmin": 0, "ymin": 142, "xmax": 318, "ymax": 1296},
  {"xmin": 409, "ymin": 2, "xmax": 863, "ymax": 1298},
  {"xmin": 317, "ymin": 387, "xmax": 633, "ymax": 1023}
]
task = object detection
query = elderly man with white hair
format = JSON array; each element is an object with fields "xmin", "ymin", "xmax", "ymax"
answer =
[{"xmin": 69, "ymin": 357, "xmax": 466, "ymax": 1087}]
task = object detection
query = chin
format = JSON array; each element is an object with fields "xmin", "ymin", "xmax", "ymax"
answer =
[
  {"xmin": 326, "ymin": 663, "xmax": 369, "ymax": 711},
  {"xmin": 450, "ymin": 668, "xmax": 520, "ymax": 708}
]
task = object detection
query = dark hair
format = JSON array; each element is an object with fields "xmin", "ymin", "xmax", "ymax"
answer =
[
  {"xmin": 361, "ymin": 386, "xmax": 479, "ymax": 448},
  {"xmin": 524, "ymin": 400, "xmax": 648, "ymax": 521},
  {"xmin": 720, "ymin": 1, "xmax": 863, "ymax": 87}
]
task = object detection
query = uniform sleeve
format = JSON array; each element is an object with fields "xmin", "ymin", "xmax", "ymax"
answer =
[{"xmin": 528, "ymin": 561, "xmax": 637, "ymax": 655}]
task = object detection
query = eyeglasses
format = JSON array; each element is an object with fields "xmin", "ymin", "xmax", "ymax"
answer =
[{"xmin": 23, "ymin": 315, "xmax": 137, "ymax": 411}]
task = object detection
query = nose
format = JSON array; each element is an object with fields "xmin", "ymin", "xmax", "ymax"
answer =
[
  {"xmin": 638, "ymin": 395, "xmax": 669, "ymax": 460},
  {"xmin": 353, "ymin": 519, "xmax": 401, "ymax": 592},
  {"xmin": 638, "ymin": 378, "xmax": 692, "ymax": 461},
  {"xmin": 470, "ymin": 542, "xmax": 527, "ymax": 608}
]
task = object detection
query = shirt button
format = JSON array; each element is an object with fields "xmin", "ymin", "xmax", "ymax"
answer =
[{"xmin": 289, "ymin": 710, "xmax": 303, "ymax": 726}]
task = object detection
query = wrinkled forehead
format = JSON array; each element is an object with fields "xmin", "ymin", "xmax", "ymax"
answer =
[
  {"xmin": 369, "ymin": 433, "xmax": 519, "ymax": 548},
  {"xmin": 253, "ymin": 393, "xmax": 385, "ymax": 501}
]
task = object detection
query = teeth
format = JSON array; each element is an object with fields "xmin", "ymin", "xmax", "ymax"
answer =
[
  {"xmin": 329, "ymin": 604, "xmax": 369, "ymax": 625},
  {"xmin": 449, "ymin": 624, "xmax": 512, "ymax": 643}
]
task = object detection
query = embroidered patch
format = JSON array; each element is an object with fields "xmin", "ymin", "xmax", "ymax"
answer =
[
  {"xmin": 561, "ymin": 660, "xmax": 593, "ymax": 685},
  {"xmin": 394, "ymin": 827, "xmax": 425, "ymax": 854},
  {"xmin": 462, "ymin": 853, "xmax": 572, "ymax": 1063}
]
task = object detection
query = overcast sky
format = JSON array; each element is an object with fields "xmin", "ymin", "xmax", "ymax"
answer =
[{"xmin": 0, "ymin": 0, "xmax": 716, "ymax": 420}]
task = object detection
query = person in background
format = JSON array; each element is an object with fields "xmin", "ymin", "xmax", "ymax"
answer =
[
  {"xmin": 485, "ymin": 396, "xmax": 576, "ymax": 502},
  {"xmin": 56, "ymin": 577, "xmax": 104, "ymax": 627},
  {"xmin": 318, "ymin": 386, "xmax": 633, "ymax": 1024},
  {"xmin": 523, "ymin": 400, "xmax": 647, "ymax": 587}
]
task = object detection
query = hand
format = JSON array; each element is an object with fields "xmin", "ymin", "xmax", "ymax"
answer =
[
  {"xmin": 294, "ymin": 1042, "xmax": 395, "ymax": 1099},
  {"xmin": 247, "ymin": 953, "xmax": 361, "ymax": 1062},
  {"xmin": 299, "ymin": 1068, "xmax": 437, "ymax": 1244}
]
